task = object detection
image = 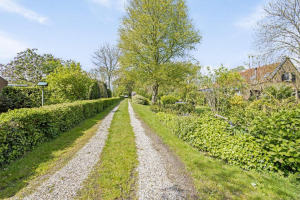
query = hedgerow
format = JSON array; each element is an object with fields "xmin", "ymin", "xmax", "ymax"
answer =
[
  {"xmin": 0, "ymin": 97, "xmax": 122, "ymax": 166},
  {"xmin": 157, "ymin": 109, "xmax": 300, "ymax": 175},
  {"xmin": 0, "ymin": 87, "xmax": 51, "ymax": 113}
]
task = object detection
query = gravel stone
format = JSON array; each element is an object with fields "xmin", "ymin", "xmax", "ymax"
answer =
[
  {"xmin": 22, "ymin": 105, "xmax": 119, "ymax": 200},
  {"xmin": 128, "ymin": 102, "xmax": 188, "ymax": 200}
]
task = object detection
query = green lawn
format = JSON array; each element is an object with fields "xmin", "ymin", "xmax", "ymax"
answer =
[
  {"xmin": 77, "ymin": 99, "xmax": 138, "ymax": 200},
  {"xmin": 0, "ymin": 103, "xmax": 119, "ymax": 199},
  {"xmin": 132, "ymin": 103, "xmax": 300, "ymax": 200}
]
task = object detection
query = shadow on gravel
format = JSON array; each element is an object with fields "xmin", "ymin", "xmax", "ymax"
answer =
[{"xmin": 0, "ymin": 104, "xmax": 117, "ymax": 199}]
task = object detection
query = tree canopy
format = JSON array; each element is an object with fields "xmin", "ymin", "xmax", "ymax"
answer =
[
  {"xmin": 255, "ymin": 0, "xmax": 300, "ymax": 64},
  {"xmin": 0, "ymin": 48, "xmax": 61, "ymax": 84},
  {"xmin": 119, "ymin": 0, "xmax": 201, "ymax": 103},
  {"xmin": 46, "ymin": 61, "xmax": 92, "ymax": 102}
]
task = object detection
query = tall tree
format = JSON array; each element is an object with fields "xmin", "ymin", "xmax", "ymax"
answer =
[
  {"xmin": 255, "ymin": 0, "xmax": 300, "ymax": 64},
  {"xmin": 1, "ymin": 48, "xmax": 61, "ymax": 84},
  {"xmin": 46, "ymin": 61, "xmax": 92, "ymax": 102},
  {"xmin": 119, "ymin": 0, "xmax": 201, "ymax": 104},
  {"xmin": 91, "ymin": 44, "xmax": 121, "ymax": 90}
]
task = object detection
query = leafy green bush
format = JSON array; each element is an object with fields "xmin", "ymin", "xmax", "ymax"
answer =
[
  {"xmin": 157, "ymin": 109, "xmax": 300, "ymax": 175},
  {"xmin": 0, "ymin": 97, "xmax": 122, "ymax": 166},
  {"xmin": 46, "ymin": 62, "xmax": 92, "ymax": 102},
  {"xmin": 99, "ymin": 82, "xmax": 108, "ymax": 98},
  {"xmin": 88, "ymin": 81, "xmax": 101, "ymax": 100},
  {"xmin": 263, "ymin": 84, "xmax": 294, "ymax": 100},
  {"xmin": 151, "ymin": 103, "xmax": 194, "ymax": 115},
  {"xmin": 161, "ymin": 95, "xmax": 178, "ymax": 105},
  {"xmin": 132, "ymin": 94, "xmax": 149, "ymax": 105},
  {"xmin": 0, "ymin": 87, "xmax": 51, "ymax": 113},
  {"xmin": 107, "ymin": 89, "xmax": 112, "ymax": 98}
]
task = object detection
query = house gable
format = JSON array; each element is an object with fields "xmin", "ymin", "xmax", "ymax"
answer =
[{"xmin": 0, "ymin": 76, "xmax": 8, "ymax": 91}]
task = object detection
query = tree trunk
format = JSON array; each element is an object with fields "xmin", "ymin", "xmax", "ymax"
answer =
[{"xmin": 151, "ymin": 82, "xmax": 159, "ymax": 105}]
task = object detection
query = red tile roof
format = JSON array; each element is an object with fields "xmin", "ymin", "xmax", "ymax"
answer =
[{"xmin": 239, "ymin": 63, "xmax": 280, "ymax": 84}]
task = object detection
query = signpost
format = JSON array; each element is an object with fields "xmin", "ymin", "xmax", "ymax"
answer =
[{"xmin": 37, "ymin": 82, "xmax": 48, "ymax": 107}]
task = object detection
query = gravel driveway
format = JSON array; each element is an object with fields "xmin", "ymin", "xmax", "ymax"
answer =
[
  {"xmin": 20, "ymin": 105, "xmax": 120, "ymax": 200},
  {"xmin": 128, "ymin": 102, "xmax": 197, "ymax": 200}
]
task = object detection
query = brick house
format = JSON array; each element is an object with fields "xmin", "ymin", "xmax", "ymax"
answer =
[
  {"xmin": 0, "ymin": 76, "xmax": 8, "ymax": 91},
  {"xmin": 239, "ymin": 57, "xmax": 300, "ymax": 99}
]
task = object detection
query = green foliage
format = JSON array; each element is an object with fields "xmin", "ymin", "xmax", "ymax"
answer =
[
  {"xmin": 186, "ymin": 90, "xmax": 203, "ymax": 105},
  {"xmin": 119, "ymin": 0, "xmax": 201, "ymax": 103},
  {"xmin": 132, "ymin": 94, "xmax": 149, "ymax": 105},
  {"xmin": 151, "ymin": 103, "xmax": 195, "ymax": 115},
  {"xmin": 88, "ymin": 81, "xmax": 101, "ymax": 100},
  {"xmin": 263, "ymin": 84, "xmax": 294, "ymax": 100},
  {"xmin": 107, "ymin": 89, "xmax": 112, "ymax": 98},
  {"xmin": 0, "ymin": 98, "xmax": 122, "ymax": 166},
  {"xmin": 200, "ymin": 65, "xmax": 245, "ymax": 114},
  {"xmin": 1, "ymin": 48, "xmax": 61, "ymax": 84},
  {"xmin": 0, "ymin": 87, "xmax": 51, "ymax": 113},
  {"xmin": 229, "ymin": 95, "xmax": 245, "ymax": 108},
  {"xmin": 46, "ymin": 62, "xmax": 92, "ymax": 102},
  {"xmin": 161, "ymin": 95, "xmax": 178, "ymax": 105},
  {"xmin": 157, "ymin": 108, "xmax": 300, "ymax": 175},
  {"xmin": 99, "ymin": 82, "xmax": 108, "ymax": 98}
]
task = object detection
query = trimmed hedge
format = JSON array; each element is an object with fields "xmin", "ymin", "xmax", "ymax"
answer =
[
  {"xmin": 0, "ymin": 97, "xmax": 122, "ymax": 166},
  {"xmin": 0, "ymin": 87, "xmax": 51, "ymax": 113},
  {"xmin": 157, "ymin": 110, "xmax": 300, "ymax": 175}
]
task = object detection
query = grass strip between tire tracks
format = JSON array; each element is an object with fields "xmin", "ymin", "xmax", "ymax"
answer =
[
  {"xmin": 0, "ymin": 103, "xmax": 119, "ymax": 199},
  {"xmin": 77, "ymin": 99, "xmax": 138, "ymax": 200},
  {"xmin": 132, "ymin": 103, "xmax": 300, "ymax": 200}
]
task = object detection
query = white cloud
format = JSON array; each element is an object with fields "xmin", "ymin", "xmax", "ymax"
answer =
[
  {"xmin": 90, "ymin": 0, "xmax": 127, "ymax": 10},
  {"xmin": 235, "ymin": 5, "xmax": 265, "ymax": 29},
  {"xmin": 0, "ymin": 0, "xmax": 48, "ymax": 24},
  {"xmin": 0, "ymin": 31, "xmax": 28, "ymax": 63}
]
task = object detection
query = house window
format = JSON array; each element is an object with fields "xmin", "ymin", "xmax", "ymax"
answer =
[
  {"xmin": 291, "ymin": 73, "xmax": 296, "ymax": 82},
  {"xmin": 282, "ymin": 73, "xmax": 290, "ymax": 81}
]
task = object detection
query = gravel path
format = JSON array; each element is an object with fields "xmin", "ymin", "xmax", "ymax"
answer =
[
  {"xmin": 128, "ymin": 102, "xmax": 197, "ymax": 200},
  {"xmin": 21, "ymin": 105, "xmax": 119, "ymax": 200}
]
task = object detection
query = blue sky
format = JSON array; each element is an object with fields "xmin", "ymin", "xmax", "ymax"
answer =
[{"xmin": 0, "ymin": 0, "xmax": 267, "ymax": 71}]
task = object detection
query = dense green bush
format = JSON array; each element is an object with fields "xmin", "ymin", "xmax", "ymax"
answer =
[
  {"xmin": 88, "ymin": 81, "xmax": 101, "ymax": 100},
  {"xmin": 107, "ymin": 89, "xmax": 112, "ymax": 98},
  {"xmin": 0, "ymin": 97, "xmax": 122, "ymax": 166},
  {"xmin": 0, "ymin": 87, "xmax": 51, "ymax": 113},
  {"xmin": 99, "ymin": 82, "xmax": 108, "ymax": 98},
  {"xmin": 151, "ymin": 103, "xmax": 194, "ymax": 115},
  {"xmin": 46, "ymin": 62, "xmax": 92, "ymax": 102},
  {"xmin": 157, "ymin": 109, "xmax": 300, "ymax": 175},
  {"xmin": 132, "ymin": 94, "xmax": 149, "ymax": 105},
  {"xmin": 161, "ymin": 95, "xmax": 178, "ymax": 105}
]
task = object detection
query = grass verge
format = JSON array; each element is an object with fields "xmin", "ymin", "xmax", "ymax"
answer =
[
  {"xmin": 0, "ymin": 103, "xmax": 119, "ymax": 199},
  {"xmin": 77, "ymin": 99, "xmax": 138, "ymax": 200},
  {"xmin": 132, "ymin": 103, "xmax": 300, "ymax": 200}
]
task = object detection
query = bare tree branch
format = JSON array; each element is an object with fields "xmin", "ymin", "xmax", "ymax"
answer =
[
  {"xmin": 255, "ymin": 0, "xmax": 300, "ymax": 64},
  {"xmin": 91, "ymin": 44, "xmax": 121, "ymax": 89}
]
